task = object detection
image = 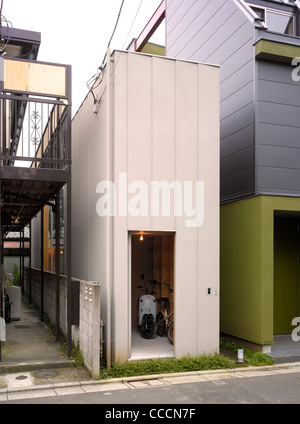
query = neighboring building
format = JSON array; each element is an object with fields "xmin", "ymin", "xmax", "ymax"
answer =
[
  {"xmin": 3, "ymin": 229, "xmax": 30, "ymax": 276},
  {"xmin": 71, "ymin": 49, "xmax": 220, "ymax": 364},
  {"xmin": 165, "ymin": 0, "xmax": 300, "ymax": 352},
  {"xmin": 0, "ymin": 25, "xmax": 73, "ymax": 358}
]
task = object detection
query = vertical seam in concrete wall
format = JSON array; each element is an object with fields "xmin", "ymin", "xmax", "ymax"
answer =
[
  {"xmin": 106, "ymin": 49, "xmax": 112, "ymax": 368},
  {"xmin": 197, "ymin": 63, "xmax": 200, "ymax": 353},
  {"xmin": 254, "ymin": 48, "xmax": 259, "ymax": 195},
  {"xmin": 174, "ymin": 59, "xmax": 178, "ymax": 357},
  {"xmin": 128, "ymin": 233, "xmax": 131, "ymax": 359},
  {"xmin": 259, "ymin": 196, "xmax": 263, "ymax": 344},
  {"xmin": 151, "ymin": 55, "xmax": 154, "ymax": 230},
  {"xmin": 126, "ymin": 53, "xmax": 130, "ymax": 360},
  {"xmin": 174, "ymin": 59, "xmax": 177, "ymax": 358}
]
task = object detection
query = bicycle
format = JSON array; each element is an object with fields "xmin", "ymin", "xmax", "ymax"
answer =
[{"xmin": 156, "ymin": 290, "xmax": 174, "ymax": 345}]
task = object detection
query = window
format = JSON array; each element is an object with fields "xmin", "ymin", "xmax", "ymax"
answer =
[
  {"xmin": 249, "ymin": 4, "xmax": 295, "ymax": 35},
  {"xmin": 267, "ymin": 10, "xmax": 294, "ymax": 35},
  {"xmin": 251, "ymin": 6, "xmax": 265, "ymax": 21}
]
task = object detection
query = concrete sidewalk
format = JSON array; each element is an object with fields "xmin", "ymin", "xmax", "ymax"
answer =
[
  {"xmin": 2, "ymin": 298, "xmax": 300, "ymax": 403},
  {"xmin": 1, "ymin": 362, "xmax": 300, "ymax": 402},
  {"xmin": 0, "ymin": 298, "xmax": 75, "ymax": 371},
  {"xmin": 0, "ymin": 297, "xmax": 92, "ymax": 400}
]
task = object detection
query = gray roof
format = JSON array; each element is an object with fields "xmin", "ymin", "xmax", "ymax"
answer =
[{"xmin": 245, "ymin": 0, "xmax": 300, "ymax": 9}]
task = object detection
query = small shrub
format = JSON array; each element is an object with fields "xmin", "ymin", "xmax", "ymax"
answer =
[
  {"xmin": 246, "ymin": 351, "xmax": 274, "ymax": 367},
  {"xmin": 99, "ymin": 354, "xmax": 236, "ymax": 380},
  {"xmin": 220, "ymin": 337, "xmax": 274, "ymax": 366},
  {"xmin": 13, "ymin": 263, "xmax": 20, "ymax": 286}
]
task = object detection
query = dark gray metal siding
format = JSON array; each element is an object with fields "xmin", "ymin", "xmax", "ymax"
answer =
[
  {"xmin": 166, "ymin": 0, "xmax": 256, "ymax": 201},
  {"xmin": 256, "ymin": 60, "xmax": 300, "ymax": 195}
]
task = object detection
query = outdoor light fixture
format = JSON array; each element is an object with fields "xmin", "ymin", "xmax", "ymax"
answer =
[
  {"xmin": 139, "ymin": 234, "xmax": 144, "ymax": 241},
  {"xmin": 237, "ymin": 349, "xmax": 244, "ymax": 363}
]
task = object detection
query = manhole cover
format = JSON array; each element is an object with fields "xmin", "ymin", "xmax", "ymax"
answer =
[
  {"xmin": 33, "ymin": 370, "xmax": 58, "ymax": 378},
  {"xmin": 16, "ymin": 375, "xmax": 28, "ymax": 381},
  {"xmin": 14, "ymin": 325, "xmax": 31, "ymax": 329}
]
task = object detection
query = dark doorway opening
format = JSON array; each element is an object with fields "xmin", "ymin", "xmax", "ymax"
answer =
[
  {"xmin": 130, "ymin": 232, "xmax": 175, "ymax": 360},
  {"xmin": 274, "ymin": 215, "xmax": 300, "ymax": 335}
]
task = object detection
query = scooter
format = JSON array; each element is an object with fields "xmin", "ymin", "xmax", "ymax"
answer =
[{"xmin": 137, "ymin": 274, "xmax": 157, "ymax": 339}]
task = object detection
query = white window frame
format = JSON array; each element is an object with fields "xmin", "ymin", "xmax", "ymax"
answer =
[
  {"xmin": 248, "ymin": 3, "xmax": 296, "ymax": 35},
  {"xmin": 248, "ymin": 3, "xmax": 266, "ymax": 21}
]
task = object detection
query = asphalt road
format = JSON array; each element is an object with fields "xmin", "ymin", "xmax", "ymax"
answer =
[{"xmin": 3, "ymin": 369, "xmax": 300, "ymax": 407}]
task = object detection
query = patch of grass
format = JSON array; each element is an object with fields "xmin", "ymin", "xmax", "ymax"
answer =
[
  {"xmin": 22, "ymin": 296, "xmax": 84, "ymax": 368},
  {"xmin": 57, "ymin": 334, "xmax": 85, "ymax": 368},
  {"xmin": 99, "ymin": 353, "xmax": 236, "ymax": 380},
  {"xmin": 220, "ymin": 337, "xmax": 274, "ymax": 367},
  {"xmin": 100, "ymin": 338, "xmax": 275, "ymax": 380}
]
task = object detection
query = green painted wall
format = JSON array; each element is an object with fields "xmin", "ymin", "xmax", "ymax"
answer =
[
  {"xmin": 141, "ymin": 43, "xmax": 165, "ymax": 56},
  {"xmin": 255, "ymin": 39, "xmax": 300, "ymax": 64},
  {"xmin": 220, "ymin": 195, "xmax": 300, "ymax": 346}
]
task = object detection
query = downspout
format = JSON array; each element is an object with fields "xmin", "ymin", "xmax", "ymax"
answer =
[
  {"xmin": 106, "ymin": 48, "xmax": 113, "ymax": 368},
  {"xmin": 0, "ymin": 178, "xmax": 2, "ymax": 362}
]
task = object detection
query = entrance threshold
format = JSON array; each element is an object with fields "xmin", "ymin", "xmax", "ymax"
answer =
[
  {"xmin": 130, "ymin": 328, "xmax": 174, "ymax": 361},
  {"xmin": 268, "ymin": 335, "xmax": 300, "ymax": 363}
]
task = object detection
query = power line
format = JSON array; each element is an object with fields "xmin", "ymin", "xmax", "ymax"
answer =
[
  {"xmin": 100, "ymin": 0, "xmax": 125, "ymax": 69},
  {"xmin": 0, "ymin": 0, "xmax": 14, "ymax": 56},
  {"xmin": 114, "ymin": 0, "xmax": 144, "ymax": 58},
  {"xmin": 87, "ymin": 0, "xmax": 126, "ymax": 102},
  {"xmin": 87, "ymin": 0, "xmax": 146, "ymax": 104},
  {"xmin": 0, "ymin": 15, "xmax": 13, "ymax": 55}
]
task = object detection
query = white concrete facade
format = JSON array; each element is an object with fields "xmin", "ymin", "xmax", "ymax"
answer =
[{"xmin": 72, "ymin": 50, "xmax": 220, "ymax": 364}]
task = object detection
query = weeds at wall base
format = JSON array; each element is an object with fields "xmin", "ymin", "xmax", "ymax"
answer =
[
  {"xmin": 98, "ymin": 338, "xmax": 274, "ymax": 380},
  {"xmin": 22, "ymin": 297, "xmax": 273, "ymax": 379},
  {"xmin": 22, "ymin": 296, "xmax": 85, "ymax": 369}
]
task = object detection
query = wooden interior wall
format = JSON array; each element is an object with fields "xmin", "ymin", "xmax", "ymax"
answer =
[
  {"xmin": 131, "ymin": 233, "xmax": 175, "ymax": 329},
  {"xmin": 153, "ymin": 234, "xmax": 174, "ymax": 316}
]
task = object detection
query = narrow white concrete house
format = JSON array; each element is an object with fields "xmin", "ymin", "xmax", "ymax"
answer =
[{"xmin": 72, "ymin": 50, "xmax": 220, "ymax": 364}]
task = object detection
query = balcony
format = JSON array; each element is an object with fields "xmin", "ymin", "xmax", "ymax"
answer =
[
  {"xmin": 0, "ymin": 56, "xmax": 72, "ymax": 233},
  {"xmin": 0, "ymin": 27, "xmax": 74, "ymax": 362},
  {"xmin": 255, "ymin": 28, "xmax": 300, "ymax": 63}
]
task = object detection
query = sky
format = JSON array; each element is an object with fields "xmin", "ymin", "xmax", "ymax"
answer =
[{"xmin": 1, "ymin": 0, "xmax": 165, "ymax": 114}]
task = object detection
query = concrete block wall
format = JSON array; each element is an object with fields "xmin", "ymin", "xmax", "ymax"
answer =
[
  {"xmin": 72, "ymin": 281, "xmax": 101, "ymax": 378},
  {"xmin": 24, "ymin": 267, "xmax": 101, "ymax": 378}
]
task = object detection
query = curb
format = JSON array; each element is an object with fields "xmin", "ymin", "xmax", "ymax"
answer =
[
  {"xmin": 0, "ymin": 360, "xmax": 75, "ymax": 375},
  {"xmin": 2, "ymin": 361, "xmax": 300, "ymax": 397}
]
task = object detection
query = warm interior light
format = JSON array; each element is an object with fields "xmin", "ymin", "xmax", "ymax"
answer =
[{"xmin": 139, "ymin": 234, "xmax": 144, "ymax": 241}]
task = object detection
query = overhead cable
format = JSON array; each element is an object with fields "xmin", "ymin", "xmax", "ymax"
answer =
[
  {"xmin": 0, "ymin": 14, "xmax": 13, "ymax": 55},
  {"xmin": 87, "ymin": 0, "xmax": 125, "ymax": 102},
  {"xmin": 87, "ymin": 0, "xmax": 146, "ymax": 104},
  {"xmin": 100, "ymin": 0, "xmax": 125, "ymax": 69}
]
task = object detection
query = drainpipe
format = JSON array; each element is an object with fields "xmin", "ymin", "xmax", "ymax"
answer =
[
  {"xmin": 0, "ymin": 178, "xmax": 2, "ymax": 362},
  {"xmin": 106, "ymin": 48, "xmax": 113, "ymax": 369}
]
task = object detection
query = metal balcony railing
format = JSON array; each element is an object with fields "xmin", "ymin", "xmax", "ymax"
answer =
[
  {"xmin": 0, "ymin": 96, "xmax": 70, "ymax": 169},
  {"xmin": 0, "ymin": 57, "xmax": 71, "ymax": 171}
]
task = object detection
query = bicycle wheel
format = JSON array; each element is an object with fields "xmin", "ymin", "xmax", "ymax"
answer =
[
  {"xmin": 156, "ymin": 312, "xmax": 166, "ymax": 337},
  {"xmin": 167, "ymin": 321, "xmax": 174, "ymax": 345},
  {"xmin": 141, "ymin": 316, "xmax": 157, "ymax": 339}
]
